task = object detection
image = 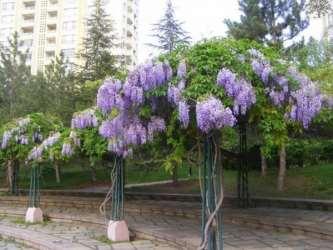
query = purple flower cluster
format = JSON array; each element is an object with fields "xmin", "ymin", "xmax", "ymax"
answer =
[
  {"xmin": 177, "ymin": 60, "xmax": 187, "ymax": 79},
  {"xmin": 148, "ymin": 116, "xmax": 166, "ymax": 141},
  {"xmin": 1, "ymin": 117, "xmax": 32, "ymax": 149},
  {"xmin": 167, "ymin": 85, "xmax": 182, "ymax": 106},
  {"xmin": 61, "ymin": 143, "xmax": 73, "ymax": 157},
  {"xmin": 127, "ymin": 61, "xmax": 172, "ymax": 91},
  {"xmin": 217, "ymin": 68, "xmax": 256, "ymax": 115},
  {"xmin": 178, "ymin": 101, "xmax": 190, "ymax": 128},
  {"xmin": 28, "ymin": 132, "xmax": 60, "ymax": 161},
  {"xmin": 97, "ymin": 79, "xmax": 123, "ymax": 113},
  {"xmin": 289, "ymin": 83, "xmax": 323, "ymax": 128},
  {"xmin": 196, "ymin": 97, "xmax": 236, "ymax": 133},
  {"xmin": 251, "ymin": 60, "xmax": 272, "ymax": 84},
  {"xmin": 269, "ymin": 90, "xmax": 285, "ymax": 107},
  {"xmin": 1, "ymin": 131, "xmax": 12, "ymax": 149},
  {"xmin": 124, "ymin": 118, "xmax": 147, "ymax": 145},
  {"xmin": 71, "ymin": 109, "xmax": 98, "ymax": 129}
]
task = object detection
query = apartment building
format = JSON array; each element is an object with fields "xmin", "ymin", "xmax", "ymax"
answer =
[{"xmin": 0, "ymin": 0, "xmax": 139, "ymax": 74}]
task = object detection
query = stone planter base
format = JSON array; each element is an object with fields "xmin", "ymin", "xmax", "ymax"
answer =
[
  {"xmin": 25, "ymin": 207, "xmax": 43, "ymax": 223},
  {"xmin": 107, "ymin": 220, "xmax": 129, "ymax": 242}
]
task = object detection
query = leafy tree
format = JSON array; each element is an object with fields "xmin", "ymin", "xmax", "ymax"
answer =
[
  {"xmin": 307, "ymin": 0, "xmax": 331, "ymax": 17},
  {"xmin": 226, "ymin": 0, "xmax": 309, "ymax": 46},
  {"xmin": 44, "ymin": 54, "xmax": 78, "ymax": 124},
  {"xmin": 285, "ymin": 37, "xmax": 333, "ymax": 69},
  {"xmin": 225, "ymin": 0, "xmax": 267, "ymax": 42},
  {"xmin": 149, "ymin": 0, "xmax": 191, "ymax": 52},
  {"xmin": 79, "ymin": 0, "xmax": 117, "ymax": 81},
  {"xmin": 0, "ymin": 32, "xmax": 31, "ymax": 122}
]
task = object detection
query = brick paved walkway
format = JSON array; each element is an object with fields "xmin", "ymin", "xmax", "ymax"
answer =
[{"xmin": 0, "ymin": 196, "xmax": 332, "ymax": 249}]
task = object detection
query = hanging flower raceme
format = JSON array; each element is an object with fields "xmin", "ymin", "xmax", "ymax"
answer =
[
  {"xmin": 61, "ymin": 143, "xmax": 73, "ymax": 157},
  {"xmin": 96, "ymin": 79, "xmax": 123, "ymax": 113},
  {"xmin": 178, "ymin": 101, "xmax": 190, "ymax": 128},
  {"xmin": 148, "ymin": 116, "xmax": 166, "ymax": 141},
  {"xmin": 217, "ymin": 68, "xmax": 256, "ymax": 115},
  {"xmin": 196, "ymin": 96, "xmax": 236, "ymax": 133},
  {"xmin": 1, "ymin": 117, "xmax": 31, "ymax": 149},
  {"xmin": 177, "ymin": 60, "xmax": 187, "ymax": 79},
  {"xmin": 71, "ymin": 109, "xmax": 98, "ymax": 129},
  {"xmin": 289, "ymin": 83, "xmax": 323, "ymax": 128},
  {"xmin": 27, "ymin": 132, "xmax": 60, "ymax": 161},
  {"xmin": 69, "ymin": 131, "xmax": 80, "ymax": 147}
]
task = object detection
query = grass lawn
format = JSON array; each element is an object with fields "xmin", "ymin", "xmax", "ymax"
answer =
[{"xmin": 1, "ymin": 162, "xmax": 332, "ymax": 200}]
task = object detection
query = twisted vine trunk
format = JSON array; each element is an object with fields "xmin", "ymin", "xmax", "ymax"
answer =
[
  {"xmin": 54, "ymin": 162, "xmax": 61, "ymax": 183},
  {"xmin": 277, "ymin": 144, "xmax": 286, "ymax": 191},
  {"xmin": 261, "ymin": 150, "xmax": 267, "ymax": 177}
]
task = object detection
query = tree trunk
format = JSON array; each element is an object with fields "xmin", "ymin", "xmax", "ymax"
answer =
[
  {"xmin": 54, "ymin": 162, "xmax": 61, "ymax": 183},
  {"xmin": 261, "ymin": 150, "xmax": 267, "ymax": 177},
  {"xmin": 90, "ymin": 163, "xmax": 97, "ymax": 182},
  {"xmin": 7, "ymin": 160, "xmax": 13, "ymax": 193},
  {"xmin": 172, "ymin": 166, "xmax": 178, "ymax": 184},
  {"xmin": 277, "ymin": 144, "xmax": 286, "ymax": 191}
]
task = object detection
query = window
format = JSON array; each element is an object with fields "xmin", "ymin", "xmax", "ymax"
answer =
[
  {"xmin": 62, "ymin": 48, "xmax": 75, "ymax": 60},
  {"xmin": 62, "ymin": 35, "xmax": 75, "ymax": 45},
  {"xmin": 62, "ymin": 21, "xmax": 76, "ymax": 31},
  {"xmin": 1, "ymin": 15, "xmax": 14, "ymax": 24},
  {"xmin": 2, "ymin": 1, "xmax": 15, "ymax": 11},
  {"xmin": 63, "ymin": 7, "xmax": 77, "ymax": 20}
]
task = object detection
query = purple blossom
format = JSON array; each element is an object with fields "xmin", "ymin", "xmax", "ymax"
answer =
[
  {"xmin": 248, "ymin": 49, "xmax": 264, "ymax": 60},
  {"xmin": 289, "ymin": 83, "xmax": 323, "ymax": 128},
  {"xmin": 163, "ymin": 61, "xmax": 173, "ymax": 82},
  {"xmin": 217, "ymin": 68, "xmax": 256, "ymax": 115},
  {"xmin": 97, "ymin": 79, "xmax": 123, "ymax": 113},
  {"xmin": 99, "ymin": 116, "xmax": 123, "ymax": 139},
  {"xmin": 19, "ymin": 135, "xmax": 29, "ymax": 145},
  {"xmin": 178, "ymin": 101, "xmax": 190, "ymax": 128},
  {"xmin": 196, "ymin": 97, "xmax": 236, "ymax": 133},
  {"xmin": 124, "ymin": 120, "xmax": 147, "ymax": 146},
  {"xmin": 1, "ymin": 131, "xmax": 12, "ymax": 149},
  {"xmin": 269, "ymin": 90, "xmax": 285, "ymax": 106},
  {"xmin": 167, "ymin": 85, "xmax": 182, "ymax": 106},
  {"xmin": 61, "ymin": 143, "xmax": 73, "ymax": 157},
  {"xmin": 71, "ymin": 109, "xmax": 98, "ymax": 129},
  {"xmin": 28, "ymin": 146, "xmax": 43, "ymax": 161},
  {"xmin": 123, "ymin": 82, "xmax": 144, "ymax": 106},
  {"xmin": 148, "ymin": 117, "xmax": 166, "ymax": 141},
  {"xmin": 177, "ymin": 60, "xmax": 187, "ymax": 79}
]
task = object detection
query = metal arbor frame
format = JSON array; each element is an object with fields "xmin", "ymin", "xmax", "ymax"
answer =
[
  {"xmin": 111, "ymin": 155, "xmax": 125, "ymax": 221},
  {"xmin": 237, "ymin": 114, "xmax": 250, "ymax": 208},
  {"xmin": 28, "ymin": 164, "xmax": 40, "ymax": 208},
  {"xmin": 201, "ymin": 134, "xmax": 224, "ymax": 250}
]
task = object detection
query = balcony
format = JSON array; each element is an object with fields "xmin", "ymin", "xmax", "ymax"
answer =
[
  {"xmin": 23, "ymin": 1, "xmax": 35, "ymax": 13},
  {"xmin": 47, "ymin": 24, "xmax": 57, "ymax": 33},
  {"xmin": 21, "ymin": 26, "xmax": 34, "ymax": 35}
]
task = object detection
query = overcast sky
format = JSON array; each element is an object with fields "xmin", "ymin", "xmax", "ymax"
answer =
[{"xmin": 137, "ymin": 0, "xmax": 323, "ymax": 62}]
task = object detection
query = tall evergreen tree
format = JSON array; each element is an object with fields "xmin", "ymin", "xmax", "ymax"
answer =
[
  {"xmin": 225, "ymin": 0, "xmax": 267, "ymax": 42},
  {"xmin": 226, "ymin": 0, "xmax": 309, "ymax": 46},
  {"xmin": 149, "ymin": 0, "xmax": 191, "ymax": 52},
  {"xmin": 0, "ymin": 32, "xmax": 31, "ymax": 122},
  {"xmin": 80, "ymin": 0, "xmax": 116, "ymax": 81}
]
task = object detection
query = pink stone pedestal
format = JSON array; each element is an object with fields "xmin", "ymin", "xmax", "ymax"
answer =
[
  {"xmin": 25, "ymin": 207, "xmax": 43, "ymax": 223},
  {"xmin": 107, "ymin": 220, "xmax": 130, "ymax": 242}
]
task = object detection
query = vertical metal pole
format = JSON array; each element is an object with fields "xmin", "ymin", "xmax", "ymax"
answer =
[
  {"xmin": 237, "ymin": 114, "xmax": 250, "ymax": 208},
  {"xmin": 28, "ymin": 164, "xmax": 40, "ymax": 208},
  {"xmin": 111, "ymin": 156, "xmax": 125, "ymax": 221}
]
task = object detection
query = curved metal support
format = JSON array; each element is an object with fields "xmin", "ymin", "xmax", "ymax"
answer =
[
  {"xmin": 237, "ymin": 115, "xmax": 250, "ymax": 208},
  {"xmin": 201, "ymin": 135, "xmax": 224, "ymax": 250}
]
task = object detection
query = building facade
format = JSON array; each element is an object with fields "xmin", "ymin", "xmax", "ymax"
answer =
[{"xmin": 0, "ymin": 0, "xmax": 138, "ymax": 74}]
